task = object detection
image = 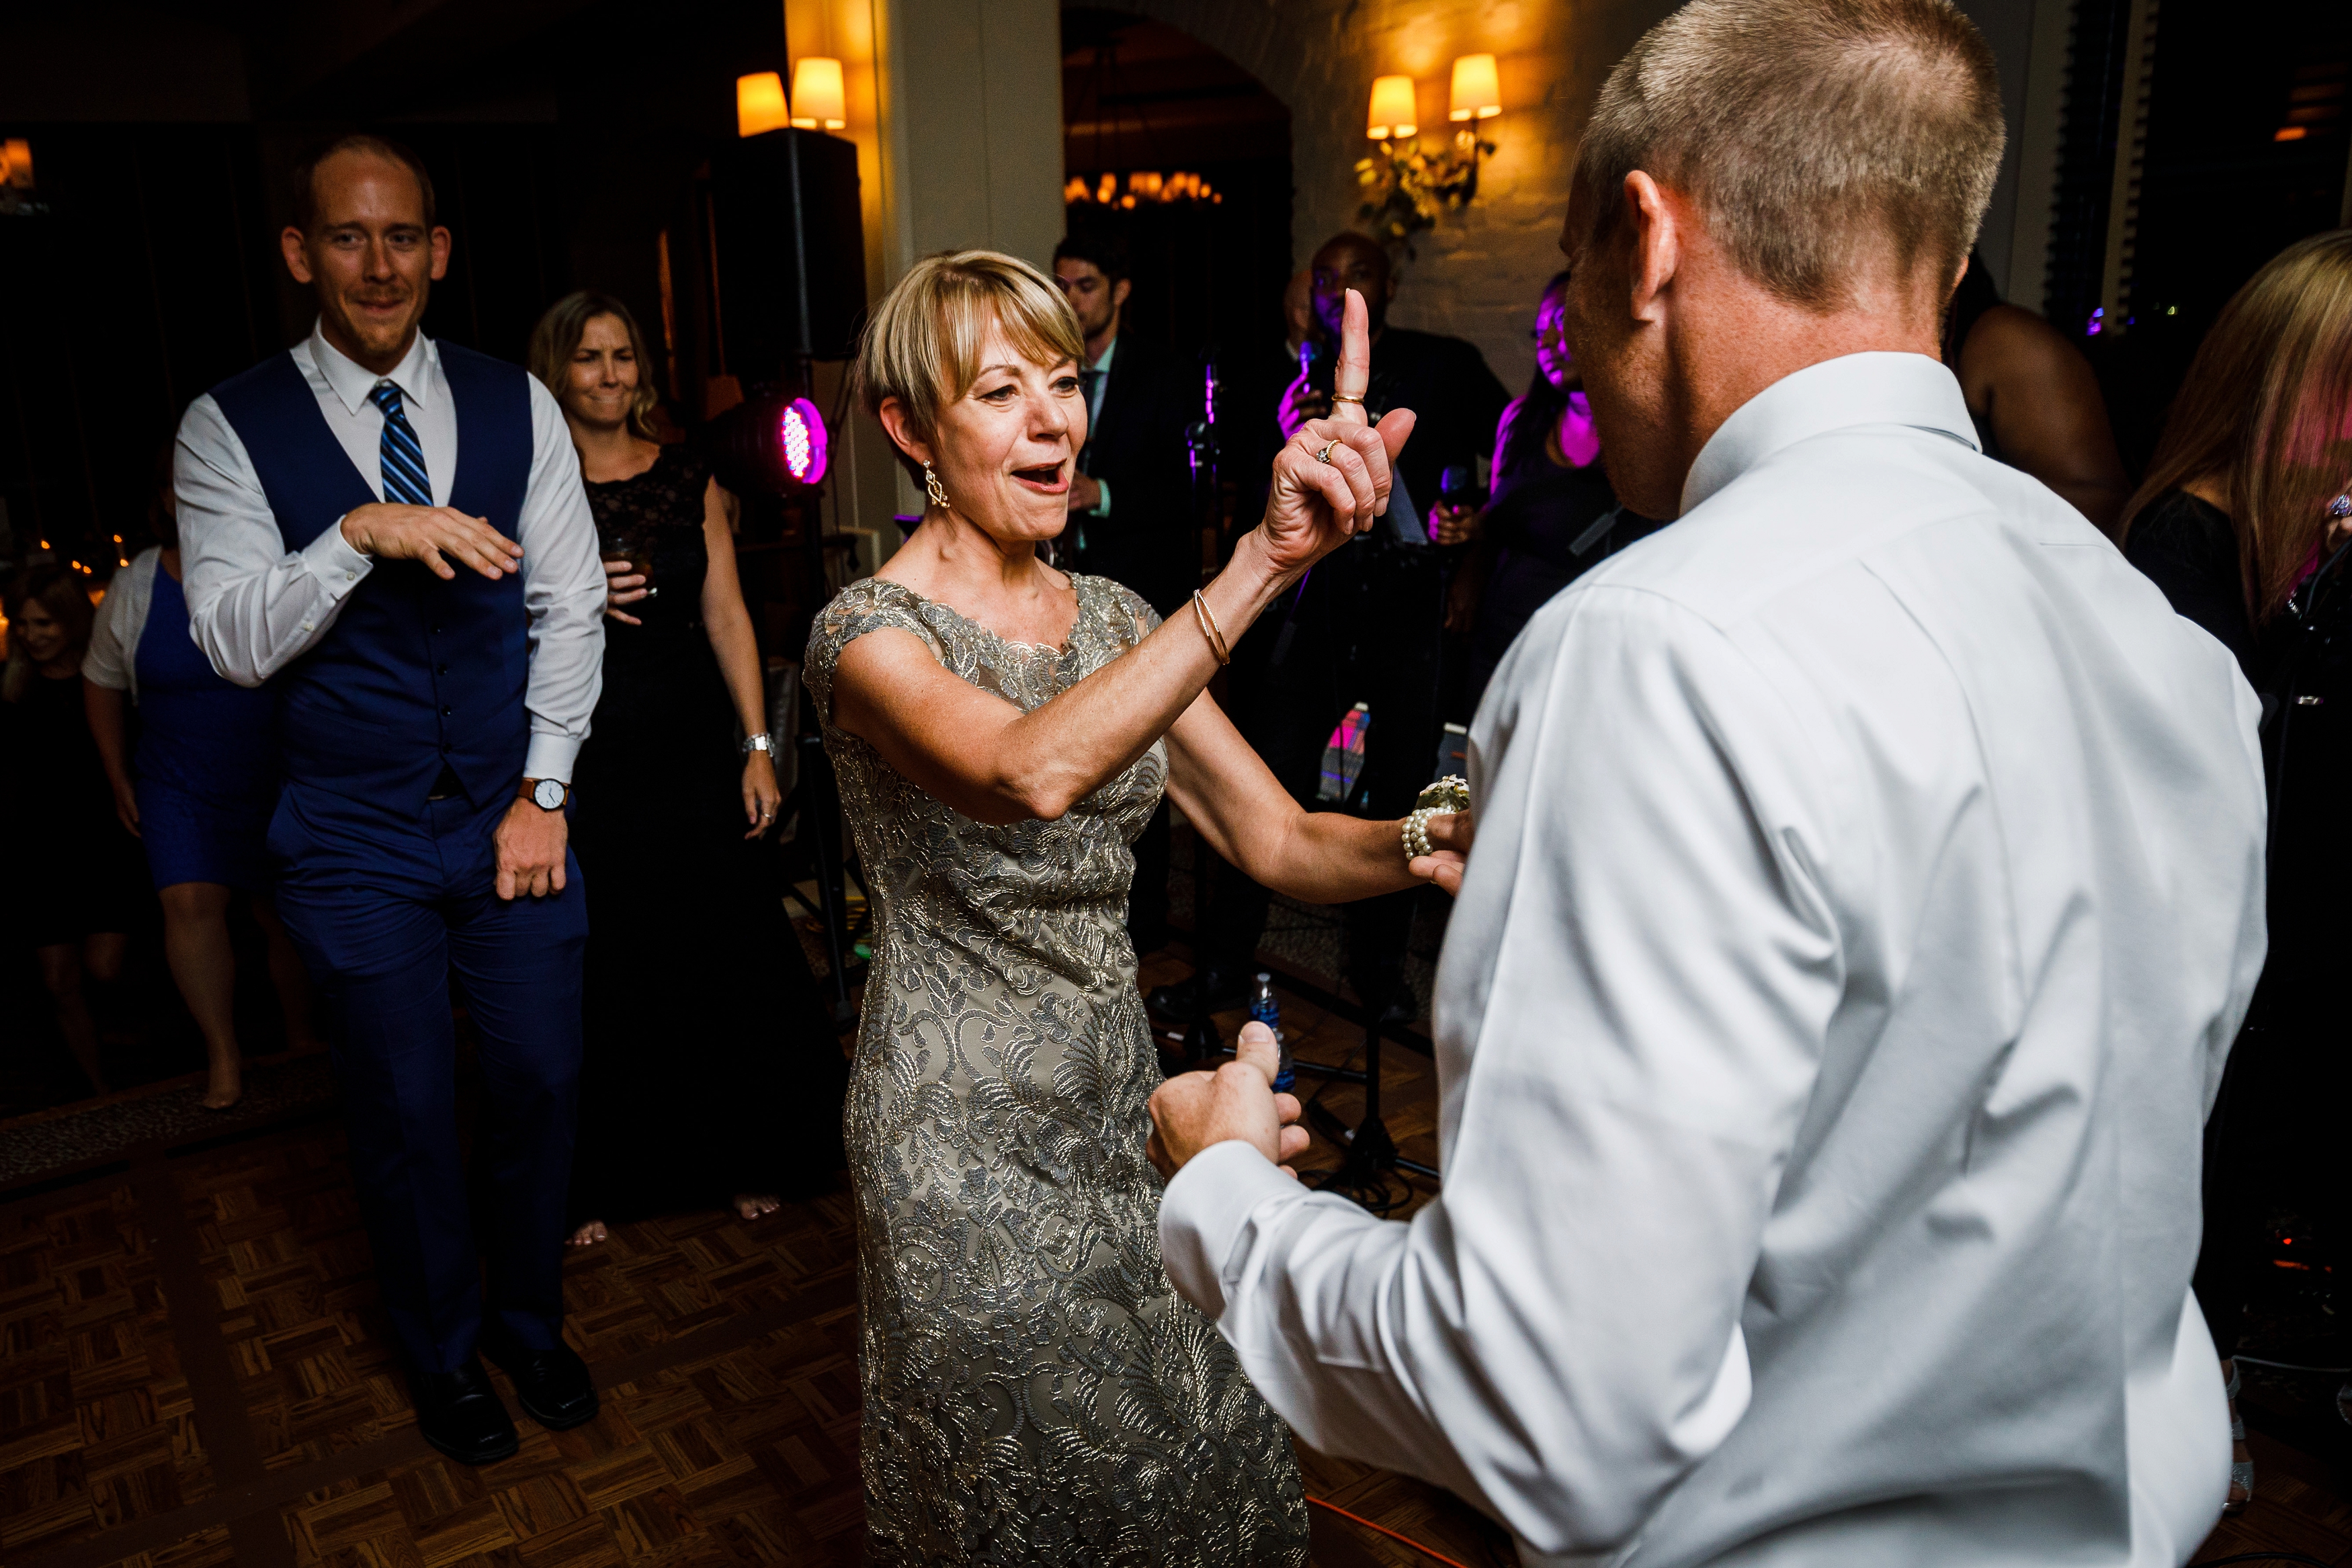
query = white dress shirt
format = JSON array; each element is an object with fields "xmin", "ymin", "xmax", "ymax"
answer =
[
  {"xmin": 1161, "ymin": 353, "xmax": 2268, "ymax": 1567},
  {"xmin": 173, "ymin": 323, "xmax": 605, "ymax": 781}
]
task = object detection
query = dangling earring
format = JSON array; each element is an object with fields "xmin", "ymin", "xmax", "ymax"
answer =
[{"xmin": 923, "ymin": 462, "xmax": 950, "ymax": 511}]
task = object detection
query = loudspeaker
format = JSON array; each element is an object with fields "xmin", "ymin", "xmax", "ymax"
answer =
[{"xmin": 706, "ymin": 128, "xmax": 866, "ymax": 372}]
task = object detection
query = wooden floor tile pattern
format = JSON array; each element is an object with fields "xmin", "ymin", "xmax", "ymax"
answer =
[{"xmin": 2, "ymin": 952, "xmax": 2347, "ymax": 1566}]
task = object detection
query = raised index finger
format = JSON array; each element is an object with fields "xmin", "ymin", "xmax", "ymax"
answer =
[{"xmin": 1331, "ymin": 288, "xmax": 1371, "ymax": 430}]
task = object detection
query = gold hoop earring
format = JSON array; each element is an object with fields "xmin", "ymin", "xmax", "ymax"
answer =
[{"xmin": 923, "ymin": 462, "xmax": 950, "ymax": 511}]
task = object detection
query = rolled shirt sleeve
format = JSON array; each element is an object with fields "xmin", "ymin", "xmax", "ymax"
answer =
[
  {"xmin": 176, "ymin": 392, "xmax": 377, "ymax": 689},
  {"xmin": 1159, "ymin": 586, "xmax": 1845, "ymax": 1561},
  {"xmin": 515, "ymin": 374, "xmax": 605, "ymax": 783}
]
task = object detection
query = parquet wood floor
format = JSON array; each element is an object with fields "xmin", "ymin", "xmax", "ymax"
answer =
[{"xmin": 1, "ymin": 947, "xmax": 2345, "ymax": 1567}]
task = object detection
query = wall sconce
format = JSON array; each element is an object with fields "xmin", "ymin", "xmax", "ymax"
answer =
[
  {"xmin": 791, "ymin": 57, "xmax": 847, "ymax": 131},
  {"xmin": 737, "ymin": 72, "xmax": 790, "ymax": 138},
  {"xmin": 1449, "ymin": 55, "xmax": 1501, "ymax": 125},
  {"xmin": 1355, "ymin": 57, "xmax": 1503, "ymax": 251},
  {"xmin": 1, "ymin": 137, "xmax": 44, "ymax": 218},
  {"xmin": 1366, "ymin": 75, "xmax": 1418, "ymax": 142}
]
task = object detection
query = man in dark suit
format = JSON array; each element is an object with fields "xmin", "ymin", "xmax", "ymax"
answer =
[
  {"xmin": 177, "ymin": 135, "xmax": 605, "ymax": 1466},
  {"xmin": 1151, "ymin": 231, "xmax": 1509, "ymax": 1027},
  {"xmin": 1052, "ymin": 232, "xmax": 1198, "ymax": 615},
  {"xmin": 1051, "ymin": 232, "xmax": 1199, "ymax": 957}
]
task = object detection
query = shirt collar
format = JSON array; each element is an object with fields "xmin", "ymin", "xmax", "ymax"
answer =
[
  {"xmin": 308, "ymin": 320, "xmax": 439, "ymax": 417},
  {"xmin": 1088, "ymin": 336, "xmax": 1118, "ymax": 375},
  {"xmin": 1680, "ymin": 351, "xmax": 1977, "ymax": 515}
]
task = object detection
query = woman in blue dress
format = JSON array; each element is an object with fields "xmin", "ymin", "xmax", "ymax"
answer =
[{"xmin": 86, "ymin": 482, "xmax": 319, "ymax": 1108}]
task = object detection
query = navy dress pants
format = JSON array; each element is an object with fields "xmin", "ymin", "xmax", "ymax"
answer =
[{"xmin": 269, "ymin": 779, "xmax": 587, "ymax": 1375}]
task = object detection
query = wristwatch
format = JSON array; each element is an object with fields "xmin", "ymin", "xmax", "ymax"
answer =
[
  {"xmin": 741, "ymin": 732, "xmax": 775, "ymax": 757},
  {"xmin": 522, "ymin": 777, "xmax": 571, "ymax": 811}
]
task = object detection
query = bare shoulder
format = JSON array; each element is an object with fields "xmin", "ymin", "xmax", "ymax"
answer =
[{"xmin": 1960, "ymin": 304, "xmax": 2084, "ymax": 379}]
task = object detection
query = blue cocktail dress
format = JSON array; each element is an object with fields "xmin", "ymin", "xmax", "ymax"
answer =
[{"xmin": 134, "ymin": 564, "xmax": 280, "ymax": 890}]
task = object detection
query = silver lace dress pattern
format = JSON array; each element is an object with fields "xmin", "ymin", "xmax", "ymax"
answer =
[{"xmin": 806, "ymin": 574, "xmax": 1310, "ymax": 1567}]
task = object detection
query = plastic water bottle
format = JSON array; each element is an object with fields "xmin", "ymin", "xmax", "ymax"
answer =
[{"xmin": 1249, "ymin": 971, "xmax": 1295, "ymax": 1093}]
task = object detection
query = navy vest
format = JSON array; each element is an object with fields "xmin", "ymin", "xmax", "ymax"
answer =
[{"xmin": 210, "ymin": 342, "xmax": 534, "ymax": 813}]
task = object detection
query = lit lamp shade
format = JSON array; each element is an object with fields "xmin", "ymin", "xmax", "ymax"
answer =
[
  {"xmin": 737, "ymin": 72, "xmax": 790, "ymax": 138},
  {"xmin": 791, "ymin": 56, "xmax": 847, "ymax": 130},
  {"xmin": 1367, "ymin": 75, "xmax": 1417, "ymax": 140},
  {"xmin": 1450, "ymin": 54, "xmax": 1502, "ymax": 121}
]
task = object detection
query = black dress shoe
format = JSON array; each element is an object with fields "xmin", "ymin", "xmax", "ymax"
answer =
[
  {"xmin": 411, "ymin": 1358, "xmax": 519, "ymax": 1466},
  {"xmin": 1145, "ymin": 968, "xmax": 1250, "ymax": 1019},
  {"xmin": 479, "ymin": 1334, "xmax": 599, "ymax": 1430}
]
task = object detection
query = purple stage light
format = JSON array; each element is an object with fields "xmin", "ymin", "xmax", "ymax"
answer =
[{"xmin": 780, "ymin": 396, "xmax": 829, "ymax": 485}]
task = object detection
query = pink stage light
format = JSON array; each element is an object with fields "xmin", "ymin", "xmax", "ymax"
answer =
[{"xmin": 779, "ymin": 396, "xmax": 829, "ymax": 485}]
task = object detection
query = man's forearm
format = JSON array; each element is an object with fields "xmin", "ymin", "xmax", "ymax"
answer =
[{"xmin": 185, "ymin": 529, "xmax": 374, "ymax": 687}]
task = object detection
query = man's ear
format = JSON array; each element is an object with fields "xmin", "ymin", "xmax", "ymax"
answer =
[
  {"xmin": 1624, "ymin": 171, "xmax": 1681, "ymax": 326},
  {"xmin": 876, "ymin": 397, "xmax": 933, "ymax": 469},
  {"xmin": 1111, "ymin": 277, "xmax": 1132, "ymax": 314},
  {"xmin": 280, "ymin": 227, "xmax": 314, "ymax": 285},
  {"xmin": 429, "ymin": 226, "xmax": 453, "ymax": 283}
]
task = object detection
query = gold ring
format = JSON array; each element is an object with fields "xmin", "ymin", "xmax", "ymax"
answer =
[
  {"xmin": 1316, "ymin": 441, "xmax": 1337, "ymax": 464},
  {"xmin": 1331, "ymin": 393, "xmax": 1365, "ymax": 406}
]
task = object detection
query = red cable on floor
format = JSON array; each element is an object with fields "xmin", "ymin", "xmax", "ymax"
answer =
[{"xmin": 1307, "ymin": 1495, "xmax": 1476, "ymax": 1568}]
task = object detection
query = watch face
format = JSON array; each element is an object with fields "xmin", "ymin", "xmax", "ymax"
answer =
[{"xmin": 533, "ymin": 779, "xmax": 566, "ymax": 810}]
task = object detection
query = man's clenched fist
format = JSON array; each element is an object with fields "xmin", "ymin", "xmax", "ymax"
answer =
[{"xmin": 1147, "ymin": 1021, "xmax": 1309, "ymax": 1181}]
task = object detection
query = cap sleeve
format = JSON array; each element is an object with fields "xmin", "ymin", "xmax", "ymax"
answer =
[
  {"xmin": 1085, "ymin": 575, "xmax": 1163, "ymax": 652},
  {"xmin": 804, "ymin": 578, "xmax": 946, "ymax": 726}
]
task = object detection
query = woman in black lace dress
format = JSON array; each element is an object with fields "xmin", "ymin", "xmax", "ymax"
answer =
[{"xmin": 530, "ymin": 292, "xmax": 845, "ymax": 1244}]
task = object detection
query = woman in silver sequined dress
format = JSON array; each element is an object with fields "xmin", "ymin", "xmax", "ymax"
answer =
[{"xmin": 805, "ymin": 251, "xmax": 1445, "ymax": 1565}]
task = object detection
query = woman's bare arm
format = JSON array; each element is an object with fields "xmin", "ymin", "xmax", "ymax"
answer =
[
  {"xmin": 83, "ymin": 679, "xmax": 140, "ymax": 836},
  {"xmin": 1962, "ymin": 305, "xmax": 2131, "ymax": 535},
  {"xmin": 833, "ymin": 527, "xmax": 1301, "ymax": 825},
  {"xmin": 698, "ymin": 476, "xmax": 783, "ymax": 834},
  {"xmin": 698, "ymin": 478, "xmax": 771, "ymax": 739},
  {"xmin": 1161, "ymin": 690, "xmax": 1417, "ymax": 902}
]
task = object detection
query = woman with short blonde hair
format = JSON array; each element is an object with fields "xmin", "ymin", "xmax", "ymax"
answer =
[{"xmin": 807, "ymin": 249, "xmax": 1454, "ymax": 1565}]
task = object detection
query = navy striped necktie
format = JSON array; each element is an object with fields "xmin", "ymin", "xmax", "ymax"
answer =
[{"xmin": 369, "ymin": 381, "xmax": 431, "ymax": 506}]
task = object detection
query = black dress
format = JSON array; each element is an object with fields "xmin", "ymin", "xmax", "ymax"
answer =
[
  {"xmin": 2126, "ymin": 486, "xmax": 2350, "ymax": 1361},
  {"xmin": 1464, "ymin": 425, "xmax": 1664, "ymax": 712},
  {"xmin": 7, "ymin": 669, "xmax": 148, "ymax": 947},
  {"xmin": 569, "ymin": 445, "xmax": 845, "ymax": 1222}
]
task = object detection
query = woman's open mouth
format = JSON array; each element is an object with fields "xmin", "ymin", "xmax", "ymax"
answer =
[{"xmin": 1012, "ymin": 463, "xmax": 1067, "ymax": 494}]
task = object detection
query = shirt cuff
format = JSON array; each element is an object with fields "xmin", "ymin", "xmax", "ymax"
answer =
[
  {"xmin": 1158, "ymin": 1138, "xmax": 1305, "ymax": 1321},
  {"xmin": 304, "ymin": 519, "xmax": 376, "ymax": 599},
  {"xmin": 524, "ymin": 733, "xmax": 582, "ymax": 784},
  {"xmin": 1091, "ymin": 478, "xmax": 1112, "ymax": 517}
]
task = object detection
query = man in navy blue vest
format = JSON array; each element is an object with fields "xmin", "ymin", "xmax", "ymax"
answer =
[{"xmin": 175, "ymin": 134, "xmax": 608, "ymax": 1465}]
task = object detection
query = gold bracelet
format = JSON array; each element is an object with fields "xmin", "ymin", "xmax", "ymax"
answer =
[{"xmin": 1191, "ymin": 590, "xmax": 1231, "ymax": 666}]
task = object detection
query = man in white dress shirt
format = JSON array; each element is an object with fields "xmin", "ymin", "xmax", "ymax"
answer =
[
  {"xmin": 1147, "ymin": 2, "xmax": 2269, "ymax": 1563},
  {"xmin": 174, "ymin": 135, "xmax": 607, "ymax": 1466}
]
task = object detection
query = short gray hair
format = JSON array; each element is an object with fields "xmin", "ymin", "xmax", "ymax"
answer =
[
  {"xmin": 853, "ymin": 250, "xmax": 1086, "ymax": 482},
  {"xmin": 1573, "ymin": 0, "xmax": 2005, "ymax": 310}
]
